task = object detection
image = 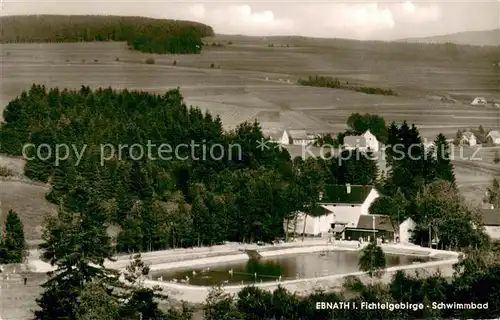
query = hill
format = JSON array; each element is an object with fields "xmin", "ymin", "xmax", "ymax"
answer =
[
  {"xmin": 0, "ymin": 15, "xmax": 215, "ymax": 54},
  {"xmin": 398, "ymin": 29, "xmax": 500, "ymax": 47}
]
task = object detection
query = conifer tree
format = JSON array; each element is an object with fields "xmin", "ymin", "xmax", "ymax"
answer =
[
  {"xmin": 2, "ymin": 210, "xmax": 26, "ymax": 263},
  {"xmin": 494, "ymin": 151, "xmax": 500, "ymax": 164},
  {"xmin": 487, "ymin": 178, "xmax": 500, "ymax": 208},
  {"xmin": 385, "ymin": 122, "xmax": 400, "ymax": 168},
  {"xmin": 34, "ymin": 197, "xmax": 119, "ymax": 319},
  {"xmin": 434, "ymin": 133, "xmax": 456, "ymax": 186},
  {"xmin": 359, "ymin": 241, "xmax": 386, "ymax": 279}
]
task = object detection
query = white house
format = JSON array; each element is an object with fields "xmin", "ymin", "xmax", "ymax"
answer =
[
  {"xmin": 265, "ymin": 129, "xmax": 316, "ymax": 146},
  {"xmin": 471, "ymin": 97, "xmax": 488, "ymax": 105},
  {"xmin": 263, "ymin": 128, "xmax": 290, "ymax": 145},
  {"xmin": 487, "ymin": 130, "xmax": 500, "ymax": 145},
  {"xmin": 276, "ymin": 130, "xmax": 291, "ymax": 145},
  {"xmin": 288, "ymin": 130, "xmax": 316, "ymax": 146},
  {"xmin": 480, "ymin": 209, "xmax": 500, "ymax": 240},
  {"xmin": 460, "ymin": 131, "xmax": 477, "ymax": 146},
  {"xmin": 285, "ymin": 184, "xmax": 380, "ymax": 236},
  {"xmin": 343, "ymin": 130, "xmax": 379, "ymax": 152},
  {"xmin": 284, "ymin": 184, "xmax": 417, "ymax": 243}
]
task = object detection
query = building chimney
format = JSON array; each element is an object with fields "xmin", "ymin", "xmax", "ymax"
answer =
[
  {"xmin": 346, "ymin": 183, "xmax": 351, "ymax": 194},
  {"xmin": 319, "ymin": 192, "xmax": 323, "ymax": 200}
]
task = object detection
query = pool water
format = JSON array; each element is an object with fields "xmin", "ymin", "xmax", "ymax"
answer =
[{"xmin": 150, "ymin": 251, "xmax": 433, "ymax": 286}]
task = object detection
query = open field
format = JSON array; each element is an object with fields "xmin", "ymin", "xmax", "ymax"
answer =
[
  {"xmin": 0, "ymin": 271, "xmax": 45, "ymax": 320},
  {"xmin": 1, "ymin": 40, "xmax": 499, "ymax": 138},
  {"xmin": 0, "ymin": 176, "xmax": 56, "ymax": 241}
]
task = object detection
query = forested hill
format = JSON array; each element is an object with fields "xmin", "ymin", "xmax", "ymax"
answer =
[
  {"xmin": 398, "ymin": 29, "xmax": 500, "ymax": 47},
  {"xmin": 0, "ymin": 15, "xmax": 215, "ymax": 54}
]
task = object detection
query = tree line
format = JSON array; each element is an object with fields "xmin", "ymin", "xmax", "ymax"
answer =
[
  {"xmin": 0, "ymin": 15, "xmax": 214, "ymax": 54},
  {"xmin": 298, "ymin": 75, "xmax": 398, "ymax": 96}
]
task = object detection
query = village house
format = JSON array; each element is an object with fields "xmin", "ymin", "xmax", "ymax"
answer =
[
  {"xmin": 287, "ymin": 130, "xmax": 316, "ymax": 146},
  {"xmin": 264, "ymin": 128, "xmax": 290, "ymax": 145},
  {"xmin": 479, "ymin": 208, "xmax": 500, "ymax": 241},
  {"xmin": 471, "ymin": 97, "xmax": 488, "ymax": 105},
  {"xmin": 487, "ymin": 130, "xmax": 500, "ymax": 145},
  {"xmin": 460, "ymin": 131, "xmax": 477, "ymax": 146},
  {"xmin": 264, "ymin": 129, "xmax": 316, "ymax": 146},
  {"xmin": 343, "ymin": 130, "xmax": 379, "ymax": 152},
  {"xmin": 284, "ymin": 184, "xmax": 416, "ymax": 243}
]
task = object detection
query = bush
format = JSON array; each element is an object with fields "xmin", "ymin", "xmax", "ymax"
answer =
[
  {"xmin": 228, "ymin": 40, "xmax": 233, "ymax": 45},
  {"xmin": 93, "ymin": 59, "xmax": 98, "ymax": 63},
  {"xmin": 145, "ymin": 58, "xmax": 155, "ymax": 65},
  {"xmin": 0, "ymin": 165, "xmax": 14, "ymax": 177},
  {"xmin": 115, "ymin": 57, "xmax": 120, "ymax": 61},
  {"xmin": 173, "ymin": 60, "xmax": 177, "ymax": 66},
  {"xmin": 298, "ymin": 75, "xmax": 398, "ymax": 96},
  {"xmin": 210, "ymin": 63, "xmax": 215, "ymax": 68},
  {"xmin": 355, "ymin": 86, "xmax": 397, "ymax": 96}
]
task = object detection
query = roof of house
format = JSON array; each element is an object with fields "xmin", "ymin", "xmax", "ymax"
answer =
[
  {"xmin": 487, "ymin": 130, "xmax": 500, "ymax": 139},
  {"xmin": 356, "ymin": 215, "xmax": 395, "ymax": 232},
  {"xmin": 480, "ymin": 209, "xmax": 500, "ymax": 226},
  {"xmin": 462, "ymin": 132, "xmax": 475, "ymax": 139},
  {"xmin": 319, "ymin": 184, "xmax": 374, "ymax": 204},
  {"xmin": 344, "ymin": 136, "xmax": 367, "ymax": 148}
]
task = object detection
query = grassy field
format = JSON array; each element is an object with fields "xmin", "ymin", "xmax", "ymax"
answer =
[
  {"xmin": 1, "ymin": 40, "xmax": 499, "ymax": 138},
  {"xmin": 0, "ymin": 178, "xmax": 55, "ymax": 241},
  {"xmin": 0, "ymin": 270, "xmax": 45, "ymax": 320},
  {"xmin": 0, "ymin": 263, "xmax": 203, "ymax": 320}
]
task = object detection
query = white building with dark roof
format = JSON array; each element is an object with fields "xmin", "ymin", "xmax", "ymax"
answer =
[
  {"xmin": 480, "ymin": 208, "xmax": 500, "ymax": 240},
  {"xmin": 285, "ymin": 184, "xmax": 379, "ymax": 236},
  {"xmin": 288, "ymin": 130, "xmax": 316, "ymax": 146},
  {"xmin": 284, "ymin": 184, "xmax": 416, "ymax": 242},
  {"xmin": 264, "ymin": 129, "xmax": 316, "ymax": 146},
  {"xmin": 343, "ymin": 130, "xmax": 379, "ymax": 152}
]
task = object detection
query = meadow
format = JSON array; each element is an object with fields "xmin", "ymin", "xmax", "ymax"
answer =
[{"xmin": 1, "ymin": 39, "xmax": 499, "ymax": 138}]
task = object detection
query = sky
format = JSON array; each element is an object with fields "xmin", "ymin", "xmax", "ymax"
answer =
[{"xmin": 2, "ymin": 1, "xmax": 499, "ymax": 40}]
